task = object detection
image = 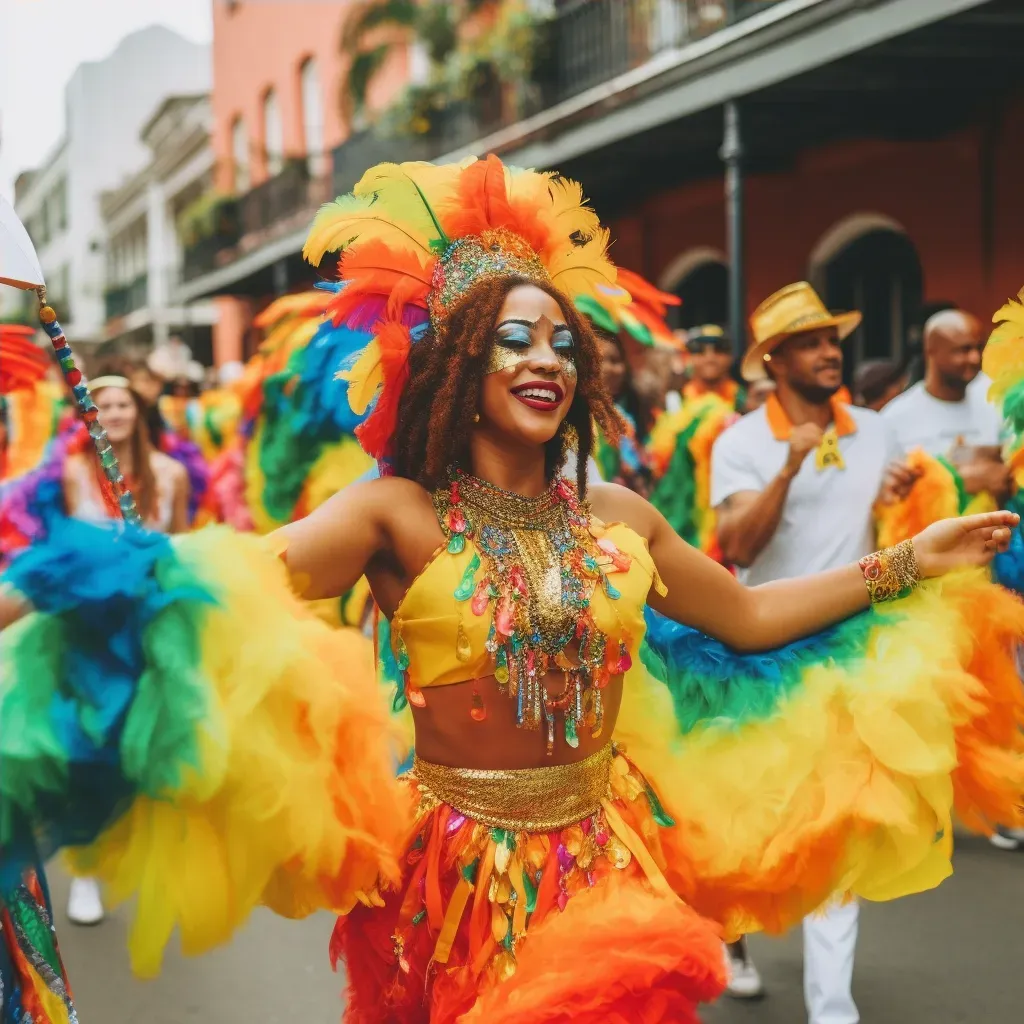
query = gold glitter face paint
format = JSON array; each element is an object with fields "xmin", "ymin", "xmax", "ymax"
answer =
[{"xmin": 486, "ymin": 315, "xmax": 578, "ymax": 378}]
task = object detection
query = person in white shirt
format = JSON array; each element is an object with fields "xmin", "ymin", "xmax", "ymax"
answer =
[
  {"xmin": 711, "ymin": 282, "xmax": 907, "ymax": 1024},
  {"xmin": 886, "ymin": 313, "xmax": 1024, "ymax": 851},
  {"xmin": 882, "ymin": 310, "xmax": 1009, "ymax": 502}
]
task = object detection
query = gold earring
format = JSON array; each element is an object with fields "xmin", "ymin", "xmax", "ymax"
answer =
[{"xmin": 473, "ymin": 412, "xmax": 480, "ymax": 423}]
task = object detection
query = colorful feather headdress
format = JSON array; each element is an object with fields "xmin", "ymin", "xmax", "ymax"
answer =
[
  {"xmin": 302, "ymin": 154, "xmax": 621, "ymax": 462},
  {"xmin": 575, "ymin": 268, "xmax": 683, "ymax": 350}
]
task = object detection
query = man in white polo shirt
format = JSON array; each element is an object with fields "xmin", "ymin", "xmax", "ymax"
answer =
[
  {"xmin": 882, "ymin": 310, "xmax": 1024, "ymax": 852},
  {"xmin": 711, "ymin": 282, "xmax": 902, "ymax": 1024},
  {"xmin": 882, "ymin": 309, "xmax": 1009, "ymax": 501}
]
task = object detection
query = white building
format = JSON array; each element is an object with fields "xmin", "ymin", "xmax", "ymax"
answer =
[
  {"xmin": 13, "ymin": 25, "xmax": 209, "ymax": 345},
  {"xmin": 101, "ymin": 93, "xmax": 218, "ymax": 360}
]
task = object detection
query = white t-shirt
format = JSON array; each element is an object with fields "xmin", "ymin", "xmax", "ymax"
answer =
[
  {"xmin": 711, "ymin": 405, "xmax": 896, "ymax": 585},
  {"xmin": 881, "ymin": 380, "xmax": 1002, "ymax": 457}
]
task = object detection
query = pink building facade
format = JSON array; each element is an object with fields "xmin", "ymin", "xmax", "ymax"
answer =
[{"xmin": 209, "ymin": 0, "xmax": 408, "ymax": 364}]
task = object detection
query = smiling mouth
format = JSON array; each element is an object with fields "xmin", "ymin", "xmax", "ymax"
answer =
[{"xmin": 510, "ymin": 381, "xmax": 565, "ymax": 411}]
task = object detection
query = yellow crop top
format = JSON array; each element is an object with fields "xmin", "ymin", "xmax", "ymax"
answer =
[{"xmin": 390, "ymin": 519, "xmax": 665, "ymax": 690}]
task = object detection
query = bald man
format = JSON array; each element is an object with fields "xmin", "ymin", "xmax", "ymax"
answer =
[{"xmin": 882, "ymin": 309, "xmax": 1009, "ymax": 500}]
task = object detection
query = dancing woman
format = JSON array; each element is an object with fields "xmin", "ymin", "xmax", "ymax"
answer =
[{"xmin": 1, "ymin": 157, "xmax": 1022, "ymax": 1024}]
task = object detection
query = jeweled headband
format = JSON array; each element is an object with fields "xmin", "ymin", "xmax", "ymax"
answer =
[{"xmin": 428, "ymin": 228, "xmax": 550, "ymax": 336}]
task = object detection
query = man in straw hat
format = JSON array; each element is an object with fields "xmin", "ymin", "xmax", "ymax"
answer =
[{"xmin": 710, "ymin": 281, "xmax": 910, "ymax": 1023}]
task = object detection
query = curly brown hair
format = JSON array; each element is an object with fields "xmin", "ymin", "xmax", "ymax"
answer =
[{"xmin": 390, "ymin": 276, "xmax": 621, "ymax": 495}]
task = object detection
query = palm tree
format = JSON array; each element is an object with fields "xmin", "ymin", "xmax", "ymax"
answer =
[{"xmin": 340, "ymin": 0, "xmax": 494, "ymax": 122}]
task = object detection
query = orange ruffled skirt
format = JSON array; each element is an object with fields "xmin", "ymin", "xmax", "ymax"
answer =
[{"xmin": 331, "ymin": 745, "xmax": 726, "ymax": 1023}]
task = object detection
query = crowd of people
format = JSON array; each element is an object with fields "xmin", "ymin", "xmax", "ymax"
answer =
[{"xmin": 1, "ymin": 155, "xmax": 1023, "ymax": 1024}]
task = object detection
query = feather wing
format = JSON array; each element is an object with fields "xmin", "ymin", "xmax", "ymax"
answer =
[
  {"xmin": 303, "ymin": 192, "xmax": 437, "ymax": 266},
  {"xmin": 983, "ymin": 288, "xmax": 1024, "ymax": 406},
  {"xmin": 339, "ymin": 339, "xmax": 384, "ymax": 416},
  {"xmin": 254, "ymin": 291, "xmax": 330, "ymax": 329},
  {"xmin": 547, "ymin": 226, "xmax": 618, "ymax": 299},
  {"xmin": 352, "ymin": 161, "xmax": 466, "ymax": 252}
]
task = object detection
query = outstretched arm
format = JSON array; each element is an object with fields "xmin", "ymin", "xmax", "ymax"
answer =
[
  {"xmin": 0, "ymin": 477, "xmax": 403, "ymax": 627},
  {"xmin": 593, "ymin": 484, "xmax": 1016, "ymax": 652},
  {"xmin": 270, "ymin": 477, "xmax": 394, "ymax": 600}
]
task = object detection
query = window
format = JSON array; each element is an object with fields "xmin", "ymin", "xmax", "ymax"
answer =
[
  {"xmin": 300, "ymin": 57, "xmax": 325, "ymax": 175},
  {"xmin": 262, "ymin": 88, "xmax": 284, "ymax": 177},
  {"xmin": 38, "ymin": 203, "xmax": 51, "ymax": 247},
  {"xmin": 52, "ymin": 179, "xmax": 68, "ymax": 232},
  {"xmin": 232, "ymin": 116, "xmax": 249, "ymax": 192}
]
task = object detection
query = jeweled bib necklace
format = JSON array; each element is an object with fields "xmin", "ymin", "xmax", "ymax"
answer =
[{"xmin": 433, "ymin": 470, "xmax": 632, "ymax": 755}]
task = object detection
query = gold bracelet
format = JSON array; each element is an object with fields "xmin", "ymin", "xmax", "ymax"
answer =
[{"xmin": 858, "ymin": 539, "xmax": 920, "ymax": 603}]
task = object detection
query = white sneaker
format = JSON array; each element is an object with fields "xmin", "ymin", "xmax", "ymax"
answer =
[
  {"xmin": 67, "ymin": 877, "xmax": 104, "ymax": 925},
  {"xmin": 725, "ymin": 946, "xmax": 765, "ymax": 999},
  {"xmin": 989, "ymin": 828, "xmax": 1024, "ymax": 851}
]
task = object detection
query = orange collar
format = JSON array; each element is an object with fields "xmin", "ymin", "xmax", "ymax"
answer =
[
  {"xmin": 683, "ymin": 379, "xmax": 740, "ymax": 404},
  {"xmin": 765, "ymin": 392, "xmax": 856, "ymax": 441}
]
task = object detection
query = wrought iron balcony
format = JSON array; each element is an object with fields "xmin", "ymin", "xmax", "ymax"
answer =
[
  {"xmin": 537, "ymin": 0, "xmax": 784, "ymax": 108},
  {"xmin": 238, "ymin": 158, "xmax": 314, "ymax": 238},
  {"xmin": 180, "ymin": 198, "xmax": 241, "ymax": 284}
]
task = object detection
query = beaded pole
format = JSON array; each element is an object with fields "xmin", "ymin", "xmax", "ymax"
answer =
[{"xmin": 35, "ymin": 286, "xmax": 142, "ymax": 525}]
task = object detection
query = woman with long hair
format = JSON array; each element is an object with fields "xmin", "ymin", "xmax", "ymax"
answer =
[
  {"xmin": 58, "ymin": 375, "xmax": 188, "ymax": 927},
  {"xmin": 1, "ymin": 158, "xmax": 1022, "ymax": 1023},
  {"xmin": 62, "ymin": 376, "xmax": 189, "ymax": 536}
]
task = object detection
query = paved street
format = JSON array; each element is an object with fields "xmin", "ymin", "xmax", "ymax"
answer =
[{"xmin": 52, "ymin": 834, "xmax": 1020, "ymax": 1023}]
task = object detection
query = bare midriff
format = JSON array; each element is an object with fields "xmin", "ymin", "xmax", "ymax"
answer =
[{"xmin": 410, "ymin": 670, "xmax": 624, "ymax": 770}]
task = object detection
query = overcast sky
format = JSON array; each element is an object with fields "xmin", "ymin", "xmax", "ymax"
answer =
[{"xmin": 0, "ymin": 0, "xmax": 213, "ymax": 202}]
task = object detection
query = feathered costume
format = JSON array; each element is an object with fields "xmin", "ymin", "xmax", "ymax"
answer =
[
  {"xmin": 2, "ymin": 159, "xmax": 1024, "ymax": 1024},
  {"xmin": 647, "ymin": 393, "xmax": 736, "ymax": 557},
  {"xmin": 0, "ymin": 325, "xmax": 79, "ymax": 1023}
]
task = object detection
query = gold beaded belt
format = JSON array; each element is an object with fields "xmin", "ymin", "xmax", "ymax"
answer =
[{"xmin": 412, "ymin": 744, "xmax": 613, "ymax": 832}]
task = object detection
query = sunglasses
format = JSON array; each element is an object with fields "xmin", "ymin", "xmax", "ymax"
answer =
[{"xmin": 686, "ymin": 338, "xmax": 731, "ymax": 355}]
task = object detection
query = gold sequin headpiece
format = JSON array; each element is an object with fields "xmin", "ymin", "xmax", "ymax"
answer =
[{"xmin": 429, "ymin": 228, "xmax": 550, "ymax": 335}]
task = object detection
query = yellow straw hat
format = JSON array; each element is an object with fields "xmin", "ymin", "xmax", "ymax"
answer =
[{"xmin": 741, "ymin": 281, "xmax": 862, "ymax": 382}]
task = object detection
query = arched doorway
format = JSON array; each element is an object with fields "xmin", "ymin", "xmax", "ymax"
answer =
[
  {"xmin": 809, "ymin": 215, "xmax": 923, "ymax": 369},
  {"xmin": 659, "ymin": 249, "xmax": 730, "ymax": 330}
]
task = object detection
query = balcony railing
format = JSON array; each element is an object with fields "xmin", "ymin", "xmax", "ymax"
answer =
[
  {"xmin": 239, "ymin": 158, "xmax": 314, "ymax": 238},
  {"xmin": 180, "ymin": 197, "xmax": 241, "ymax": 284},
  {"xmin": 537, "ymin": 0, "xmax": 783, "ymax": 108},
  {"xmin": 104, "ymin": 274, "xmax": 148, "ymax": 320}
]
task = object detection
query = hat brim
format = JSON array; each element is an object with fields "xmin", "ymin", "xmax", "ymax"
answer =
[{"xmin": 741, "ymin": 310, "xmax": 862, "ymax": 382}]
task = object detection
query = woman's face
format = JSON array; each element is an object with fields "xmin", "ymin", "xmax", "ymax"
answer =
[
  {"xmin": 95, "ymin": 386, "xmax": 138, "ymax": 444},
  {"xmin": 477, "ymin": 284, "xmax": 577, "ymax": 448},
  {"xmin": 599, "ymin": 337, "xmax": 627, "ymax": 398}
]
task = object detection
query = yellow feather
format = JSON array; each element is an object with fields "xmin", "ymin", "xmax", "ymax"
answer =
[
  {"xmin": 339, "ymin": 339, "xmax": 383, "ymax": 415},
  {"xmin": 303, "ymin": 193, "xmax": 436, "ymax": 266},
  {"xmin": 982, "ymin": 288, "xmax": 1024, "ymax": 403},
  {"xmin": 353, "ymin": 161, "xmax": 462, "ymax": 250},
  {"xmin": 546, "ymin": 226, "xmax": 617, "ymax": 299}
]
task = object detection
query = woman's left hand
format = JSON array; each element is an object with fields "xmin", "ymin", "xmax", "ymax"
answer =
[{"xmin": 913, "ymin": 510, "xmax": 1020, "ymax": 578}]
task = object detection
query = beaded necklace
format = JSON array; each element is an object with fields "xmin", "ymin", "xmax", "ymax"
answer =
[{"xmin": 432, "ymin": 470, "xmax": 633, "ymax": 755}]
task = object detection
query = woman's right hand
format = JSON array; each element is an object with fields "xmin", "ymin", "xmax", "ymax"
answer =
[{"xmin": 912, "ymin": 510, "xmax": 1019, "ymax": 579}]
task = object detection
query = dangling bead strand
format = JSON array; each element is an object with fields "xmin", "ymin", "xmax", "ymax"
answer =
[{"xmin": 36, "ymin": 288, "xmax": 141, "ymax": 525}]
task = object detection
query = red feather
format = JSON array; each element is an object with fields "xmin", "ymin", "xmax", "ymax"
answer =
[
  {"xmin": 355, "ymin": 320, "xmax": 412, "ymax": 458},
  {"xmin": 617, "ymin": 268, "xmax": 681, "ymax": 317},
  {"xmin": 329, "ymin": 241, "xmax": 432, "ymax": 328}
]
